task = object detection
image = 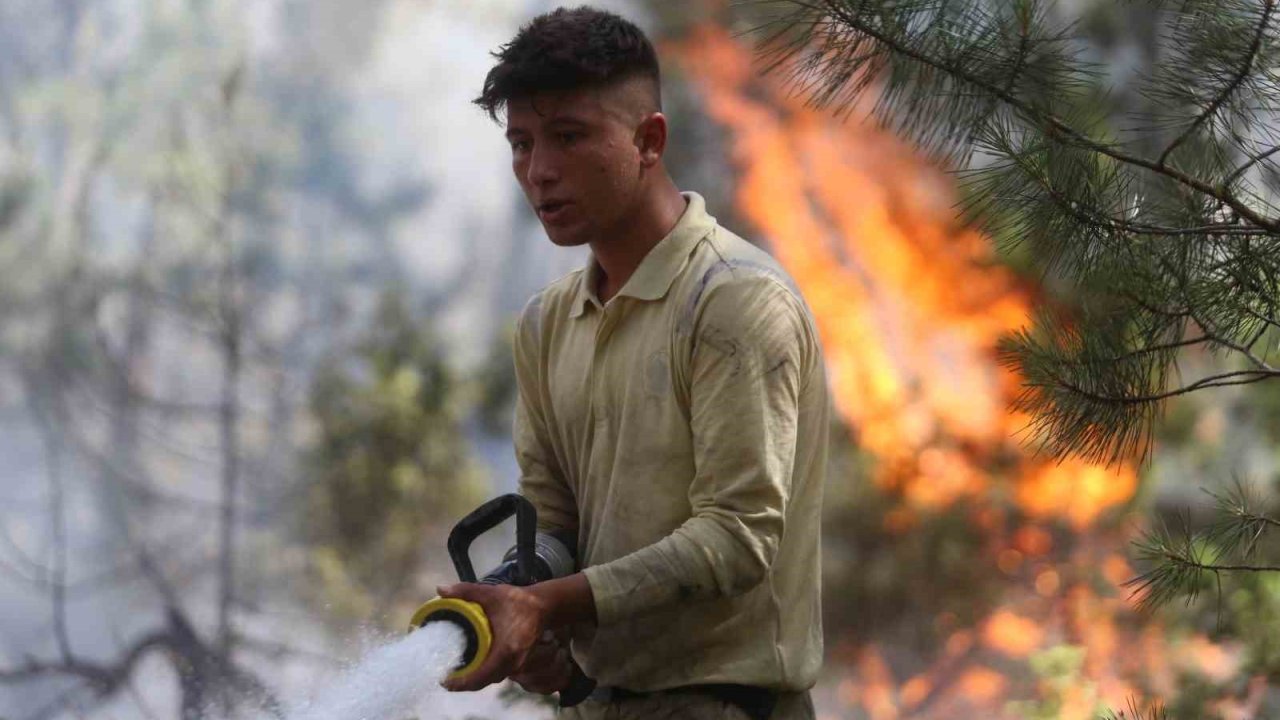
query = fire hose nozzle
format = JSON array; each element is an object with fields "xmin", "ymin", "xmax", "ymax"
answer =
[
  {"xmin": 408, "ymin": 494, "xmax": 575, "ymax": 681},
  {"xmin": 408, "ymin": 596, "xmax": 492, "ymax": 680}
]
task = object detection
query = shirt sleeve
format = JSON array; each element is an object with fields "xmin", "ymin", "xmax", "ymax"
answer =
[
  {"xmin": 582, "ymin": 277, "xmax": 816, "ymax": 626},
  {"xmin": 513, "ymin": 295, "xmax": 578, "ymax": 535}
]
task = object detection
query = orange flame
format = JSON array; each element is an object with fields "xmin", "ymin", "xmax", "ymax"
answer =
[
  {"xmin": 672, "ymin": 26, "xmax": 1133, "ymax": 526},
  {"xmin": 982, "ymin": 609, "xmax": 1043, "ymax": 657},
  {"xmin": 670, "ymin": 23, "xmax": 1242, "ymax": 719}
]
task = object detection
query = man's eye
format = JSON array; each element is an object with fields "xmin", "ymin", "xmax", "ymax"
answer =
[
  {"xmin": 558, "ymin": 132, "xmax": 580, "ymax": 144},
  {"xmin": 511, "ymin": 140, "xmax": 530, "ymax": 152}
]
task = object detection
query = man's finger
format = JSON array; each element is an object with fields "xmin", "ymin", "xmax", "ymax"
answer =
[{"xmin": 436, "ymin": 582, "xmax": 488, "ymax": 601}]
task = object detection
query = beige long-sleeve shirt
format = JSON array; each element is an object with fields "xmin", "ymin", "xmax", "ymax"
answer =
[{"xmin": 514, "ymin": 192, "xmax": 828, "ymax": 692}]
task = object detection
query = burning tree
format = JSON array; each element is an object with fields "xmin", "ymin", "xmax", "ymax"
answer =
[
  {"xmin": 754, "ymin": 0, "xmax": 1280, "ymax": 464},
  {"xmin": 729, "ymin": 0, "xmax": 1280, "ymax": 715}
]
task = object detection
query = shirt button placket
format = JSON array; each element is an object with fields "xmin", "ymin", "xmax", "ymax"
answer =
[{"xmin": 593, "ymin": 304, "xmax": 618, "ymax": 426}]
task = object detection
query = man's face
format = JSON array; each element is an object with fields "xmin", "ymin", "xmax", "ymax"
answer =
[{"xmin": 505, "ymin": 83, "xmax": 652, "ymax": 247}]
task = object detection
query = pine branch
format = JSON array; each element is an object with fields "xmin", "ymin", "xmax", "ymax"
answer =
[
  {"xmin": 1125, "ymin": 514, "xmax": 1217, "ymax": 614},
  {"xmin": 1127, "ymin": 539, "xmax": 1280, "ymax": 611},
  {"xmin": 1184, "ymin": 303, "xmax": 1277, "ymax": 370},
  {"xmin": 1226, "ymin": 144, "xmax": 1280, "ymax": 187},
  {"xmin": 760, "ymin": 0, "xmax": 1280, "ymax": 231},
  {"xmin": 1241, "ymin": 305, "xmax": 1280, "ymax": 334},
  {"xmin": 1000, "ymin": 305, "xmax": 1279, "ymax": 462},
  {"xmin": 1127, "ymin": 482, "xmax": 1280, "ymax": 615},
  {"xmin": 966, "ymin": 126, "xmax": 1265, "ymax": 242},
  {"xmin": 754, "ymin": 0, "xmax": 1280, "ymax": 463},
  {"xmin": 1203, "ymin": 480, "xmax": 1280, "ymax": 559},
  {"xmin": 1056, "ymin": 368, "xmax": 1278, "ymax": 404},
  {"xmin": 1074, "ymin": 335, "xmax": 1212, "ymax": 365},
  {"xmin": 1100, "ymin": 697, "xmax": 1169, "ymax": 720},
  {"xmin": 1157, "ymin": 0, "xmax": 1277, "ymax": 167}
]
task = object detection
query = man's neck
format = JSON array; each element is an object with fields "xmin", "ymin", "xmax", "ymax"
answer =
[{"xmin": 591, "ymin": 180, "xmax": 687, "ymax": 304}]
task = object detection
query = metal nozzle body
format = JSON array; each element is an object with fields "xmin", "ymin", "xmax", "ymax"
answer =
[{"xmin": 482, "ymin": 531, "xmax": 576, "ymax": 586}]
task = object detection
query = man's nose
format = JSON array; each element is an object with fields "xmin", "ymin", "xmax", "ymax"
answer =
[{"xmin": 526, "ymin": 145, "xmax": 560, "ymax": 187}]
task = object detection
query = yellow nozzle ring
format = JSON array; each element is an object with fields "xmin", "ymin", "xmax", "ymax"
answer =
[{"xmin": 409, "ymin": 596, "xmax": 492, "ymax": 681}]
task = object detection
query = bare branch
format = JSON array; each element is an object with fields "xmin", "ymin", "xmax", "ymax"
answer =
[
  {"xmin": 0, "ymin": 630, "xmax": 169, "ymax": 690},
  {"xmin": 0, "ymin": 602, "xmax": 281, "ymax": 718},
  {"xmin": 46, "ymin": 430, "xmax": 71, "ymax": 662},
  {"xmin": 215, "ymin": 59, "xmax": 247, "ymax": 663}
]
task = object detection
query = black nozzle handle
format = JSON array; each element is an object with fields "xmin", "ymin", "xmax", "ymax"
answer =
[{"xmin": 447, "ymin": 493, "xmax": 537, "ymax": 585}]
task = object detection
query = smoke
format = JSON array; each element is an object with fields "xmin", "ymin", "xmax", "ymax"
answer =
[{"xmin": 0, "ymin": 0, "xmax": 646, "ymax": 718}]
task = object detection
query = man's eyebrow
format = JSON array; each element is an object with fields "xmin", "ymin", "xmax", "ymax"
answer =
[
  {"xmin": 546, "ymin": 116, "xmax": 590, "ymax": 128},
  {"xmin": 503, "ymin": 116, "xmax": 593, "ymax": 141}
]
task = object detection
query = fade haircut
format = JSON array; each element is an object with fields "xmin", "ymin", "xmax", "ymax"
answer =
[{"xmin": 475, "ymin": 6, "xmax": 661, "ymax": 122}]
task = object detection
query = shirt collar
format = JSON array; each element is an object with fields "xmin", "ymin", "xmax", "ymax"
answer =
[{"xmin": 569, "ymin": 192, "xmax": 715, "ymax": 319}]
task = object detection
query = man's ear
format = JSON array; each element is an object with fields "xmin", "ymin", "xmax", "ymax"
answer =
[{"xmin": 634, "ymin": 112, "xmax": 668, "ymax": 168}]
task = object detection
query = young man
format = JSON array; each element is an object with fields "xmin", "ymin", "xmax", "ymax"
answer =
[{"xmin": 436, "ymin": 6, "xmax": 828, "ymax": 719}]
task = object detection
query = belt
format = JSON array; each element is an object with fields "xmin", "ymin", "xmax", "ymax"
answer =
[{"xmin": 588, "ymin": 683, "xmax": 779, "ymax": 720}]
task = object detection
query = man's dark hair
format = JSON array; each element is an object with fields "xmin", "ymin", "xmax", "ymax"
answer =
[{"xmin": 475, "ymin": 6, "xmax": 661, "ymax": 122}]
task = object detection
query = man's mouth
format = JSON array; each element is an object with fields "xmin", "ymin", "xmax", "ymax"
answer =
[{"xmin": 538, "ymin": 200, "xmax": 573, "ymax": 223}]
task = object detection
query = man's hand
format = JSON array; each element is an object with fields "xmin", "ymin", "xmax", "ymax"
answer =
[
  {"xmin": 437, "ymin": 582, "xmax": 549, "ymax": 692},
  {"xmin": 510, "ymin": 631, "xmax": 574, "ymax": 695}
]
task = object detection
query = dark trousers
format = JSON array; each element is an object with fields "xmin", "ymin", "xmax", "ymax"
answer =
[{"xmin": 558, "ymin": 689, "xmax": 815, "ymax": 720}]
